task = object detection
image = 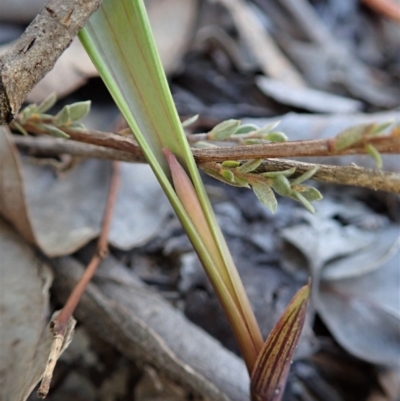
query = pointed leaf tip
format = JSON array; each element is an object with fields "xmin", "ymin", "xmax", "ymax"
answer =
[{"xmin": 250, "ymin": 282, "xmax": 310, "ymax": 401}]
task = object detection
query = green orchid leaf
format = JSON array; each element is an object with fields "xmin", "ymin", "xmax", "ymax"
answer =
[
  {"xmin": 251, "ymin": 283, "xmax": 310, "ymax": 401},
  {"xmin": 81, "ymin": 0, "xmax": 263, "ymax": 372}
]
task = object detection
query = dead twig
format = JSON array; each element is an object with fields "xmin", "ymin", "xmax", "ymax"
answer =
[
  {"xmin": 201, "ymin": 159, "xmax": 400, "ymax": 194},
  {"xmin": 37, "ymin": 160, "xmax": 120, "ymax": 398},
  {"xmin": 13, "ymin": 135, "xmax": 400, "ymax": 193},
  {"xmin": 0, "ymin": 0, "xmax": 101, "ymax": 124},
  {"xmin": 14, "ymin": 123, "xmax": 400, "ymax": 161}
]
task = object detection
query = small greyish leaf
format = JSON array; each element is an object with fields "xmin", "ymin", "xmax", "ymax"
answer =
[
  {"xmin": 290, "ymin": 166, "xmax": 318, "ymax": 186},
  {"xmin": 202, "ymin": 166, "xmax": 249, "ymax": 187},
  {"xmin": 262, "ymin": 168, "xmax": 296, "ymax": 178},
  {"xmin": 233, "ymin": 175, "xmax": 250, "ymax": 187},
  {"xmin": 36, "ymin": 93, "xmax": 57, "ymax": 114},
  {"xmin": 238, "ymin": 159, "xmax": 262, "ymax": 174},
  {"xmin": 13, "ymin": 121, "xmax": 29, "ymax": 136},
  {"xmin": 366, "ymin": 144, "xmax": 383, "ymax": 169},
  {"xmin": 55, "ymin": 106, "xmax": 71, "ymax": 126},
  {"xmin": 251, "ymin": 180, "xmax": 278, "ymax": 213},
  {"xmin": 256, "ymin": 120, "xmax": 281, "ymax": 134},
  {"xmin": 192, "ymin": 141, "xmax": 218, "ymax": 148},
  {"xmin": 293, "ymin": 186, "xmax": 323, "ymax": 202},
  {"xmin": 220, "ymin": 168, "xmax": 235, "ymax": 183},
  {"xmin": 368, "ymin": 121, "xmax": 393, "ymax": 137},
  {"xmin": 181, "ymin": 114, "xmax": 199, "ymax": 128},
  {"xmin": 333, "ymin": 123, "xmax": 372, "ymax": 151},
  {"xmin": 69, "ymin": 101, "xmax": 91, "ymax": 122},
  {"xmin": 20, "ymin": 104, "xmax": 38, "ymax": 124},
  {"xmin": 221, "ymin": 160, "xmax": 241, "ymax": 168},
  {"xmin": 272, "ymin": 175, "xmax": 292, "ymax": 197},
  {"xmin": 41, "ymin": 124, "xmax": 70, "ymax": 139},
  {"xmin": 292, "ymin": 191, "xmax": 315, "ymax": 214},
  {"xmin": 263, "ymin": 131, "xmax": 288, "ymax": 143},
  {"xmin": 69, "ymin": 122, "xmax": 86, "ymax": 130},
  {"xmin": 244, "ymin": 139, "xmax": 263, "ymax": 145},
  {"xmin": 234, "ymin": 124, "xmax": 259, "ymax": 135},
  {"xmin": 208, "ymin": 119, "xmax": 241, "ymax": 140}
]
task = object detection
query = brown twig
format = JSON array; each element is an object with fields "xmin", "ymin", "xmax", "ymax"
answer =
[
  {"xmin": 51, "ymin": 160, "xmax": 120, "ymax": 336},
  {"xmin": 37, "ymin": 161, "xmax": 120, "ymax": 398},
  {"xmin": 0, "ymin": 0, "xmax": 101, "ymax": 124},
  {"xmin": 12, "ymin": 135, "xmax": 400, "ymax": 193},
  {"xmin": 201, "ymin": 159, "xmax": 400, "ymax": 194},
  {"xmin": 16, "ymin": 122, "xmax": 400, "ymax": 161}
]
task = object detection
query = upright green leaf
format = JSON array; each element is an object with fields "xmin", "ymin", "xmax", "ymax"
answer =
[{"xmin": 80, "ymin": 0, "xmax": 263, "ymax": 371}]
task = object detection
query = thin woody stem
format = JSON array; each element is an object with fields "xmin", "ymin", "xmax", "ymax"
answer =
[{"xmin": 12, "ymin": 134, "xmax": 400, "ymax": 193}]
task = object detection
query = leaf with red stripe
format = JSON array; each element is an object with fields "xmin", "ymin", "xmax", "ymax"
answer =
[{"xmin": 250, "ymin": 282, "xmax": 310, "ymax": 401}]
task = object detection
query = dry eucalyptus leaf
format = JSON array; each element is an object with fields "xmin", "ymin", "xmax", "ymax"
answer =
[
  {"xmin": 281, "ymin": 218, "xmax": 373, "ymax": 272},
  {"xmin": 318, "ymin": 246, "xmax": 400, "ymax": 366},
  {"xmin": 0, "ymin": 127, "xmax": 170, "ymax": 255},
  {"xmin": 322, "ymin": 226, "xmax": 400, "ymax": 280},
  {"xmin": 0, "ymin": 0, "xmax": 198, "ymax": 103},
  {"xmin": 0, "ymin": 218, "xmax": 53, "ymax": 401},
  {"xmin": 217, "ymin": 0, "xmax": 305, "ymax": 87},
  {"xmin": 256, "ymin": 75, "xmax": 363, "ymax": 114},
  {"xmin": 22, "ymin": 157, "xmax": 111, "ymax": 256},
  {"xmin": 23, "ymin": 160, "xmax": 171, "ymax": 254},
  {"xmin": 0, "ymin": 126, "xmax": 36, "ymax": 244},
  {"xmin": 109, "ymin": 163, "xmax": 171, "ymax": 250}
]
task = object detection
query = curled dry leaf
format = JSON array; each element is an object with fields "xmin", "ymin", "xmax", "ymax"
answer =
[
  {"xmin": 281, "ymin": 201, "xmax": 400, "ymax": 366},
  {"xmin": 318, "ymin": 243, "xmax": 400, "ymax": 367},
  {"xmin": 251, "ymin": 283, "xmax": 310, "ymax": 401},
  {"xmin": 0, "ymin": 218, "xmax": 53, "ymax": 401}
]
